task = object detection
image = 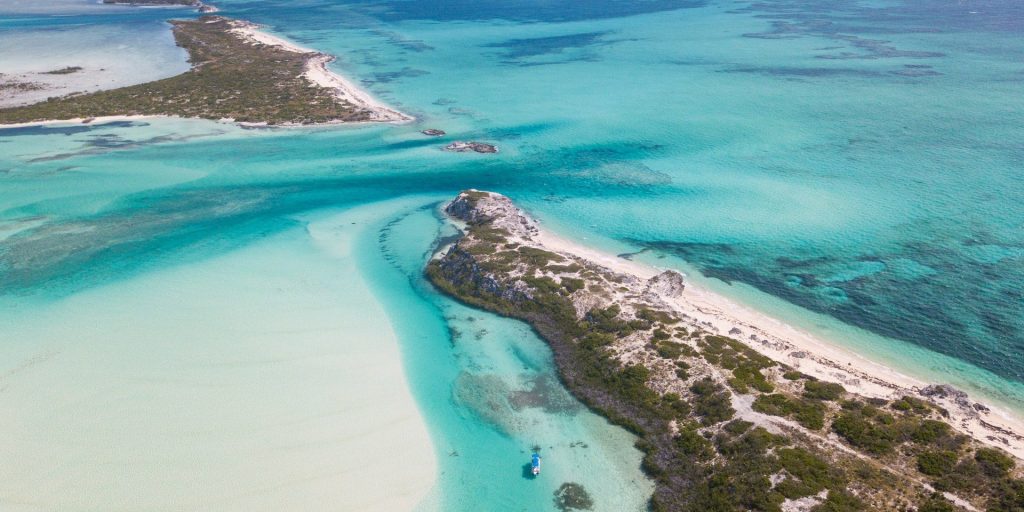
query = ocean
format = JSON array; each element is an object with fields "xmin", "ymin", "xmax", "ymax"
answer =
[{"xmin": 1, "ymin": 0, "xmax": 1022, "ymax": 509}]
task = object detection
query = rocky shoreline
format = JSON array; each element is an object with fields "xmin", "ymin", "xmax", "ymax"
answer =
[
  {"xmin": 443, "ymin": 141, "xmax": 498, "ymax": 153},
  {"xmin": 427, "ymin": 190, "xmax": 1024, "ymax": 511}
]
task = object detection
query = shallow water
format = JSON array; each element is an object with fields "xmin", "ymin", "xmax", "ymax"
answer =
[
  {"xmin": 1, "ymin": 0, "xmax": 1023, "ymax": 509},
  {"xmin": 0, "ymin": 2, "xmax": 191, "ymax": 106}
]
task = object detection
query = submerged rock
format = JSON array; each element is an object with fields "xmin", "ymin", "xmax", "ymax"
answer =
[
  {"xmin": 553, "ymin": 482, "xmax": 594, "ymax": 511},
  {"xmin": 421, "ymin": 128, "xmax": 446, "ymax": 136},
  {"xmin": 444, "ymin": 141, "xmax": 497, "ymax": 154}
]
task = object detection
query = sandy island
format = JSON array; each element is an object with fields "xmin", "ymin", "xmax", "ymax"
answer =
[{"xmin": 0, "ymin": 17, "xmax": 410, "ymax": 128}]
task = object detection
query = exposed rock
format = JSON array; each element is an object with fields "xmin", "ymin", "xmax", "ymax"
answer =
[
  {"xmin": 921, "ymin": 384, "xmax": 970, "ymax": 404},
  {"xmin": 921, "ymin": 384, "xmax": 959, "ymax": 398},
  {"xmin": 421, "ymin": 128, "xmax": 446, "ymax": 136},
  {"xmin": 645, "ymin": 270, "xmax": 685, "ymax": 298},
  {"xmin": 444, "ymin": 141, "xmax": 497, "ymax": 153}
]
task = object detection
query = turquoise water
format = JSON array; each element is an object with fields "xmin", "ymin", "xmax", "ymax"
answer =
[{"xmin": 1, "ymin": 0, "xmax": 1023, "ymax": 509}]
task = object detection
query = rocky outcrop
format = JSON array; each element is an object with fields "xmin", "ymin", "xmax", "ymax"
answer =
[
  {"xmin": 646, "ymin": 270, "xmax": 686, "ymax": 298},
  {"xmin": 443, "ymin": 141, "xmax": 497, "ymax": 153}
]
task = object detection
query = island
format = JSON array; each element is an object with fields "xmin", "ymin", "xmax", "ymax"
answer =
[
  {"xmin": 443, "ymin": 141, "xmax": 498, "ymax": 153},
  {"xmin": 0, "ymin": 16, "xmax": 408, "ymax": 126},
  {"xmin": 101, "ymin": 0, "xmax": 218, "ymax": 12},
  {"xmin": 428, "ymin": 190, "xmax": 1024, "ymax": 511}
]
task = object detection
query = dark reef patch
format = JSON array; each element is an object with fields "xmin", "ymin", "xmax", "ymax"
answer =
[
  {"xmin": 365, "ymin": 66, "xmax": 430, "ymax": 84},
  {"xmin": 629, "ymin": 237, "xmax": 1024, "ymax": 383},
  {"xmin": 0, "ymin": 120, "xmax": 143, "ymax": 137},
  {"xmin": 481, "ymin": 31, "xmax": 633, "ymax": 66}
]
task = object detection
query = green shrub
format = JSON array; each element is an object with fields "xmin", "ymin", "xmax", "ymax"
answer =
[
  {"xmin": 578, "ymin": 332, "xmax": 614, "ymax": 350},
  {"xmin": 917, "ymin": 450, "xmax": 958, "ymax": 477},
  {"xmin": 803, "ymin": 380, "xmax": 845, "ymax": 401},
  {"xmin": 656, "ymin": 341, "xmax": 686, "ymax": 360},
  {"xmin": 724, "ymin": 419, "xmax": 754, "ymax": 436},
  {"xmin": 691, "ymin": 378, "xmax": 734, "ymax": 425},
  {"xmin": 975, "ymin": 447, "xmax": 1015, "ymax": 478},
  {"xmin": 912, "ymin": 419, "xmax": 951, "ymax": 444},
  {"xmin": 470, "ymin": 226, "xmax": 511, "ymax": 243},
  {"xmin": 776, "ymin": 447, "xmax": 839, "ymax": 499},
  {"xmin": 990, "ymin": 478, "xmax": 1024, "ymax": 511},
  {"xmin": 584, "ymin": 305, "xmax": 633, "ymax": 335},
  {"xmin": 561, "ymin": 277, "xmax": 585, "ymax": 292},
  {"xmin": 636, "ymin": 307, "xmax": 680, "ymax": 325},
  {"xmin": 466, "ymin": 242, "xmax": 498, "ymax": 255},
  {"xmin": 729, "ymin": 363, "xmax": 775, "ymax": 394},
  {"xmin": 752, "ymin": 394, "xmax": 791, "ymax": 416},
  {"xmin": 891, "ymin": 395, "xmax": 931, "ymax": 414},
  {"xmin": 675, "ymin": 425, "xmax": 713, "ymax": 460},
  {"xmin": 933, "ymin": 460, "xmax": 985, "ymax": 492},
  {"xmin": 916, "ymin": 494, "xmax": 956, "ymax": 512},
  {"xmin": 783, "ymin": 370, "xmax": 803, "ymax": 380},
  {"xmin": 793, "ymin": 401, "xmax": 826, "ymax": 431},
  {"xmin": 661, "ymin": 392, "xmax": 691, "ymax": 417},
  {"xmin": 517, "ymin": 246, "xmax": 564, "ymax": 266},
  {"xmin": 523, "ymin": 275, "xmax": 563, "ymax": 295},
  {"xmin": 811, "ymin": 490, "xmax": 865, "ymax": 511},
  {"xmin": 831, "ymin": 411, "xmax": 897, "ymax": 455},
  {"xmin": 752, "ymin": 394, "xmax": 825, "ymax": 430}
]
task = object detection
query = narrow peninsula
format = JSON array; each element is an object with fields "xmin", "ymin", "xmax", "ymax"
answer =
[
  {"xmin": 0, "ymin": 16, "xmax": 407, "ymax": 126},
  {"xmin": 428, "ymin": 190, "xmax": 1024, "ymax": 511}
]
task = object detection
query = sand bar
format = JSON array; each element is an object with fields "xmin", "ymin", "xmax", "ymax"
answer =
[{"xmin": 0, "ymin": 213, "xmax": 436, "ymax": 511}]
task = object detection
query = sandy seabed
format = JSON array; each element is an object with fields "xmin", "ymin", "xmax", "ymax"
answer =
[{"xmin": 0, "ymin": 205, "xmax": 436, "ymax": 512}]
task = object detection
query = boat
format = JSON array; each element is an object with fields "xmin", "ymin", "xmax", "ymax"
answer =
[{"xmin": 531, "ymin": 453, "xmax": 541, "ymax": 476}]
